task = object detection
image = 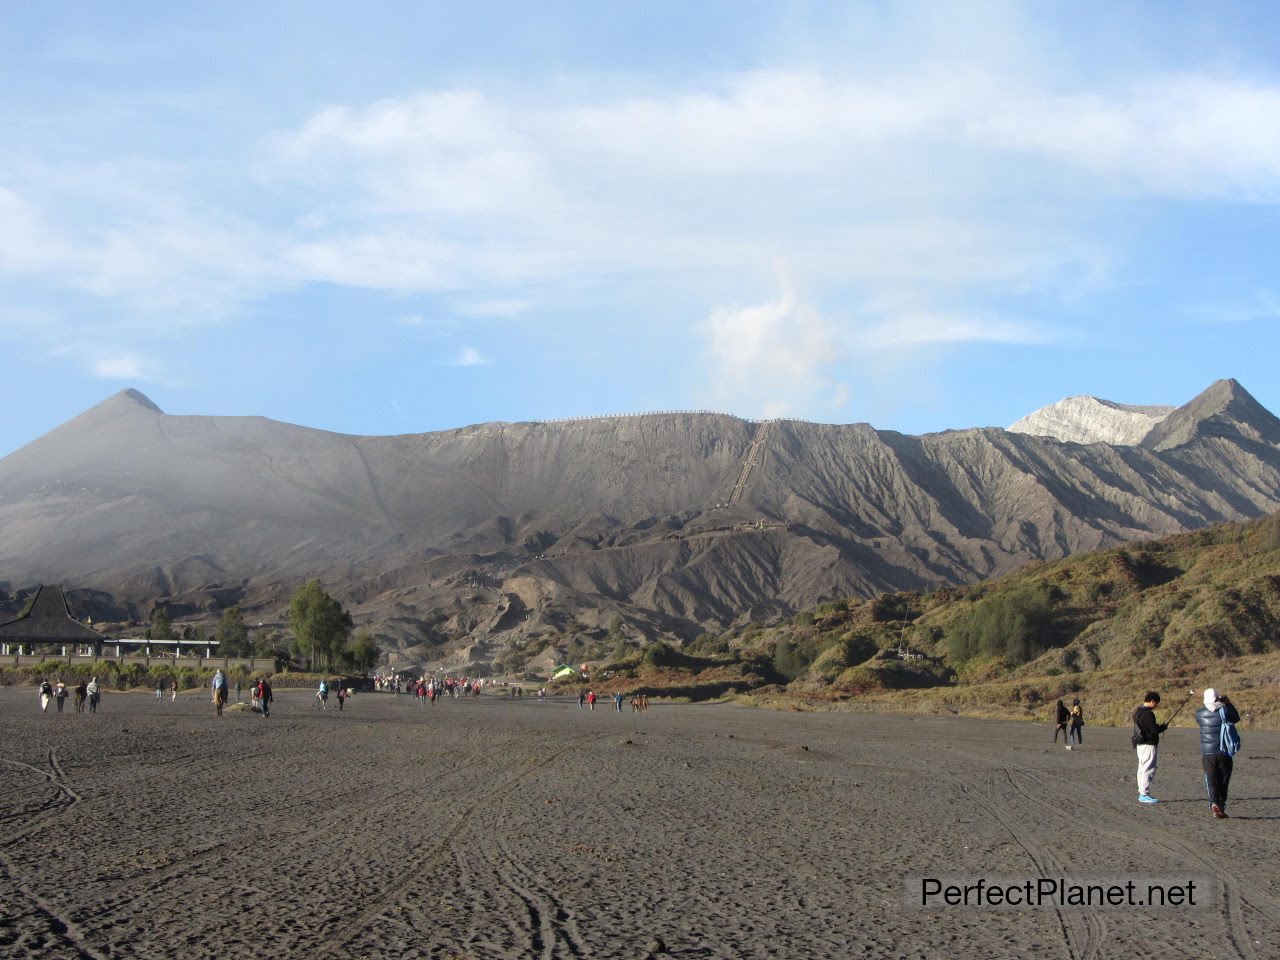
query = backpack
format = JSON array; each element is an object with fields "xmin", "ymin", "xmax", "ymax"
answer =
[{"xmin": 1219, "ymin": 708, "xmax": 1241, "ymax": 757}]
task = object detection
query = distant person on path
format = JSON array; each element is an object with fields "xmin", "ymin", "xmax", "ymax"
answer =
[
  {"xmin": 257, "ymin": 677, "xmax": 273, "ymax": 718},
  {"xmin": 1068, "ymin": 698, "xmax": 1084, "ymax": 748},
  {"xmin": 54, "ymin": 681, "xmax": 68, "ymax": 713},
  {"xmin": 317, "ymin": 680, "xmax": 329, "ymax": 710},
  {"xmin": 87, "ymin": 676, "xmax": 101, "ymax": 713},
  {"xmin": 337, "ymin": 686, "xmax": 347, "ymax": 712},
  {"xmin": 39, "ymin": 679, "xmax": 53, "ymax": 713},
  {"xmin": 1195, "ymin": 688, "xmax": 1241, "ymax": 819},
  {"xmin": 614, "ymin": 691, "xmax": 624, "ymax": 712},
  {"xmin": 1132, "ymin": 692, "xmax": 1168, "ymax": 804},
  {"xmin": 211, "ymin": 669, "xmax": 228, "ymax": 717},
  {"xmin": 155, "ymin": 683, "xmax": 163, "ymax": 701},
  {"xmin": 1053, "ymin": 699, "xmax": 1069, "ymax": 743},
  {"xmin": 170, "ymin": 679, "xmax": 178, "ymax": 703},
  {"xmin": 578, "ymin": 691, "xmax": 586, "ymax": 709},
  {"xmin": 74, "ymin": 681, "xmax": 87, "ymax": 713},
  {"xmin": 235, "ymin": 680, "xmax": 242, "ymax": 703},
  {"xmin": 587, "ymin": 690, "xmax": 597, "ymax": 711}
]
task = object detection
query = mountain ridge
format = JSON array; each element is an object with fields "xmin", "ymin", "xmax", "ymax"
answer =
[{"xmin": 2, "ymin": 379, "xmax": 1278, "ymax": 668}]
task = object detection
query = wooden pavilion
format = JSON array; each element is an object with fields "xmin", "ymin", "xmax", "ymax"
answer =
[{"xmin": 0, "ymin": 585, "xmax": 107, "ymax": 656}]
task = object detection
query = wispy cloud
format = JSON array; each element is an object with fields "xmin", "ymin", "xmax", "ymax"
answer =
[
  {"xmin": 446, "ymin": 345, "xmax": 488, "ymax": 367},
  {"xmin": 1187, "ymin": 289, "xmax": 1280, "ymax": 325},
  {"xmin": 860, "ymin": 313, "xmax": 1062, "ymax": 349}
]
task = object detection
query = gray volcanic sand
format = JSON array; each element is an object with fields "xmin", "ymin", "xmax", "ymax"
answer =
[{"xmin": 2, "ymin": 687, "xmax": 1279, "ymax": 960}]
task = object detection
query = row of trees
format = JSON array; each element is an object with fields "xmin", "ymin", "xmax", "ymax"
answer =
[{"xmin": 146, "ymin": 580, "xmax": 380, "ymax": 673}]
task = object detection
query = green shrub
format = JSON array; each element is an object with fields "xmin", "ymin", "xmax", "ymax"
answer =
[
  {"xmin": 946, "ymin": 584, "xmax": 1057, "ymax": 665},
  {"xmin": 834, "ymin": 665, "xmax": 884, "ymax": 694}
]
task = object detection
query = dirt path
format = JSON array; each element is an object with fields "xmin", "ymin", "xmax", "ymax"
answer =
[{"xmin": 1, "ymin": 688, "xmax": 1277, "ymax": 959}]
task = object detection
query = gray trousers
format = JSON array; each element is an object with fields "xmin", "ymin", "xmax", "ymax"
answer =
[{"xmin": 1136, "ymin": 744, "xmax": 1158, "ymax": 795}]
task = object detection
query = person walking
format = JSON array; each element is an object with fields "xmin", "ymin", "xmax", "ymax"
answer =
[
  {"xmin": 1132, "ymin": 691, "xmax": 1168, "ymax": 803},
  {"xmin": 39, "ymin": 678, "xmax": 53, "ymax": 713},
  {"xmin": 1053, "ymin": 699, "xmax": 1070, "ymax": 744},
  {"xmin": 257, "ymin": 677, "xmax": 273, "ymax": 718},
  {"xmin": 211, "ymin": 669, "xmax": 228, "ymax": 717},
  {"xmin": 577, "ymin": 690, "xmax": 586, "ymax": 709},
  {"xmin": 614, "ymin": 691, "xmax": 624, "ymax": 713},
  {"xmin": 1195, "ymin": 688, "xmax": 1241, "ymax": 819},
  {"xmin": 169, "ymin": 678, "xmax": 178, "ymax": 703},
  {"xmin": 1068, "ymin": 698, "xmax": 1085, "ymax": 748},
  {"xmin": 337, "ymin": 686, "xmax": 347, "ymax": 712},
  {"xmin": 155, "ymin": 683, "xmax": 163, "ymax": 701},
  {"xmin": 86, "ymin": 676, "xmax": 101, "ymax": 713},
  {"xmin": 54, "ymin": 681, "xmax": 68, "ymax": 713},
  {"xmin": 235, "ymin": 680, "xmax": 242, "ymax": 703},
  {"xmin": 587, "ymin": 690, "xmax": 597, "ymax": 711}
]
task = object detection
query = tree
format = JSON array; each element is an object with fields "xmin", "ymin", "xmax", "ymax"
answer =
[
  {"xmin": 345, "ymin": 630, "xmax": 381, "ymax": 673},
  {"xmin": 150, "ymin": 606, "xmax": 175, "ymax": 644},
  {"xmin": 288, "ymin": 581, "xmax": 353, "ymax": 671},
  {"xmin": 216, "ymin": 607, "xmax": 250, "ymax": 656}
]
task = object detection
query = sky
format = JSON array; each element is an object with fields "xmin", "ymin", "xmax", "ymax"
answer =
[{"xmin": 3, "ymin": 1, "xmax": 1280, "ymax": 455}]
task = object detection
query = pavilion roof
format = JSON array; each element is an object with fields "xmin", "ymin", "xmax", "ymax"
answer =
[{"xmin": 0, "ymin": 586, "xmax": 107, "ymax": 642}]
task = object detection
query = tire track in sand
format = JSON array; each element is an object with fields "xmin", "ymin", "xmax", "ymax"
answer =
[
  {"xmin": 934, "ymin": 768, "xmax": 1102, "ymax": 960},
  {"xmin": 0, "ymin": 750, "xmax": 107, "ymax": 960},
  {"xmin": 0, "ymin": 750, "xmax": 81, "ymax": 844},
  {"xmin": 986, "ymin": 755, "xmax": 1275, "ymax": 960},
  {"xmin": 312, "ymin": 732, "xmax": 608, "ymax": 959}
]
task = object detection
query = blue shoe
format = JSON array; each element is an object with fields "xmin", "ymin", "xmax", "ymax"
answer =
[{"xmin": 1139, "ymin": 794, "xmax": 1160, "ymax": 804}]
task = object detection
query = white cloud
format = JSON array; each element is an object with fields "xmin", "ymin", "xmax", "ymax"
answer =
[
  {"xmin": 91, "ymin": 353, "xmax": 145, "ymax": 379},
  {"xmin": 700, "ymin": 282, "xmax": 846, "ymax": 418},
  {"xmin": 966, "ymin": 76, "xmax": 1280, "ymax": 198},
  {"xmin": 7, "ymin": 54, "xmax": 1280, "ymax": 392}
]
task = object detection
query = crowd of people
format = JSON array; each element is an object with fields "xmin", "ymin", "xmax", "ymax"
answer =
[
  {"xmin": 37, "ymin": 677, "xmax": 101, "ymax": 713},
  {"xmin": 37, "ymin": 668, "xmax": 1245, "ymax": 820}
]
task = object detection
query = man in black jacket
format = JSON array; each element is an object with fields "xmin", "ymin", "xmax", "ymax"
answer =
[
  {"xmin": 1195, "ymin": 688, "xmax": 1241, "ymax": 819},
  {"xmin": 1133, "ymin": 692, "xmax": 1168, "ymax": 804}
]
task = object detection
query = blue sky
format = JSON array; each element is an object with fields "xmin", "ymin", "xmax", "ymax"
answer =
[{"xmin": 3, "ymin": 1, "xmax": 1280, "ymax": 455}]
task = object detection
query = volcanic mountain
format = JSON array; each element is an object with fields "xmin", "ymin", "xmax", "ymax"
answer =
[{"xmin": 1, "ymin": 380, "xmax": 1278, "ymax": 665}]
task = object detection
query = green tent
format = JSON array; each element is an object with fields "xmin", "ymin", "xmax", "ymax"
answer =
[{"xmin": 551, "ymin": 665, "xmax": 579, "ymax": 680}]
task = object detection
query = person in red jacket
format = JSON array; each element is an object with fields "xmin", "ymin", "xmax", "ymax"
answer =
[
  {"xmin": 257, "ymin": 677, "xmax": 273, "ymax": 718},
  {"xmin": 586, "ymin": 690, "xmax": 597, "ymax": 711}
]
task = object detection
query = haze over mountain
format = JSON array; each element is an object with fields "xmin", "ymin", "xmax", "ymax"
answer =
[{"xmin": 1, "ymin": 379, "xmax": 1278, "ymax": 667}]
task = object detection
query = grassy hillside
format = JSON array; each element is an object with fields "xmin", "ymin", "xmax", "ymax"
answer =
[{"xmin": 593, "ymin": 511, "xmax": 1280, "ymax": 726}]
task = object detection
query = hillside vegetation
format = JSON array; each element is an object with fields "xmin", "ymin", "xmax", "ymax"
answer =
[{"xmin": 591, "ymin": 511, "xmax": 1280, "ymax": 727}]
